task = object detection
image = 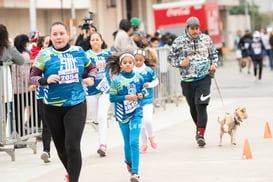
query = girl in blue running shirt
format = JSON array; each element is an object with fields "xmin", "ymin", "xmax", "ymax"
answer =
[
  {"xmin": 85, "ymin": 32, "xmax": 112, "ymax": 157},
  {"xmin": 107, "ymin": 52, "xmax": 145, "ymax": 182},
  {"xmin": 29, "ymin": 21, "xmax": 97, "ymax": 182},
  {"xmin": 133, "ymin": 49, "xmax": 159, "ymax": 153}
]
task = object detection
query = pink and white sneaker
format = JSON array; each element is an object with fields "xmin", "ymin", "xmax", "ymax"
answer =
[
  {"xmin": 64, "ymin": 174, "xmax": 69, "ymax": 182},
  {"xmin": 140, "ymin": 145, "xmax": 148, "ymax": 153},
  {"xmin": 149, "ymin": 136, "xmax": 158, "ymax": 149},
  {"xmin": 97, "ymin": 144, "xmax": 106, "ymax": 157}
]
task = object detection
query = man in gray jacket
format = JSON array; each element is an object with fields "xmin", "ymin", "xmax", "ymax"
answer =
[{"xmin": 167, "ymin": 17, "xmax": 218, "ymax": 147}]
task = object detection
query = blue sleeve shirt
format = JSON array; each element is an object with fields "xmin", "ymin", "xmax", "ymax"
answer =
[
  {"xmin": 109, "ymin": 71, "xmax": 145, "ymax": 124},
  {"xmin": 85, "ymin": 49, "xmax": 112, "ymax": 95},
  {"xmin": 33, "ymin": 46, "xmax": 91, "ymax": 107},
  {"xmin": 134, "ymin": 65, "xmax": 158, "ymax": 106}
]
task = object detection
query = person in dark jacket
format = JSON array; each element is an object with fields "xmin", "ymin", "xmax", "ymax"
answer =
[
  {"xmin": 239, "ymin": 29, "xmax": 253, "ymax": 74},
  {"xmin": 248, "ymin": 31, "xmax": 266, "ymax": 80}
]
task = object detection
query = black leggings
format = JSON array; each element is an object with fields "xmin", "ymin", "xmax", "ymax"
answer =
[
  {"xmin": 37, "ymin": 99, "xmax": 51, "ymax": 153},
  {"xmin": 252, "ymin": 58, "xmax": 263, "ymax": 79},
  {"xmin": 43, "ymin": 101, "xmax": 86, "ymax": 182}
]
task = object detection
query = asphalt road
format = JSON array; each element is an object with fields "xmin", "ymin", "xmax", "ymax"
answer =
[{"xmin": 1, "ymin": 52, "xmax": 273, "ymax": 182}]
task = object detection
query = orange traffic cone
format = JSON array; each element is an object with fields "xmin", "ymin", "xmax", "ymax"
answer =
[
  {"xmin": 242, "ymin": 139, "xmax": 252, "ymax": 160},
  {"xmin": 264, "ymin": 122, "xmax": 272, "ymax": 139}
]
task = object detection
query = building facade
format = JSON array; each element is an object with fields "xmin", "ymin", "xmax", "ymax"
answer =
[{"xmin": 0, "ymin": 0, "xmax": 242, "ymax": 49}]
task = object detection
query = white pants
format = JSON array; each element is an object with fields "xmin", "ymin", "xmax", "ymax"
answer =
[
  {"xmin": 86, "ymin": 94, "xmax": 110, "ymax": 145},
  {"xmin": 141, "ymin": 104, "xmax": 154, "ymax": 145}
]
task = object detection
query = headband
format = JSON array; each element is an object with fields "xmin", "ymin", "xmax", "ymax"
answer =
[
  {"xmin": 133, "ymin": 49, "xmax": 146, "ymax": 57},
  {"xmin": 119, "ymin": 53, "xmax": 135, "ymax": 62}
]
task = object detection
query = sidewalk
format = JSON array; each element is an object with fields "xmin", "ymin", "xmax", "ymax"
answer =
[{"xmin": 1, "ymin": 53, "xmax": 273, "ymax": 182}]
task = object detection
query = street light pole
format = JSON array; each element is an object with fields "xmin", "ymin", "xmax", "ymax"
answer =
[
  {"xmin": 60, "ymin": 0, "xmax": 64, "ymax": 22},
  {"xmin": 29, "ymin": 0, "xmax": 37, "ymax": 31},
  {"xmin": 244, "ymin": 0, "xmax": 251, "ymax": 30}
]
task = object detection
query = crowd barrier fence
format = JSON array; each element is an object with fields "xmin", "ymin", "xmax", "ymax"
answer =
[{"xmin": 0, "ymin": 47, "xmax": 184, "ymax": 161}]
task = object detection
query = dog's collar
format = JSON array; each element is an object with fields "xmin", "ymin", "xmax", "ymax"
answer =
[
  {"xmin": 234, "ymin": 117, "xmax": 241, "ymax": 126},
  {"xmin": 234, "ymin": 112, "xmax": 242, "ymax": 126}
]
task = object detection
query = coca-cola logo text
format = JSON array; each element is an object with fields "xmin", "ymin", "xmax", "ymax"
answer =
[{"xmin": 166, "ymin": 7, "xmax": 190, "ymax": 17}]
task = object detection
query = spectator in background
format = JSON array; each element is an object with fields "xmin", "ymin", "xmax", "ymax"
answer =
[
  {"xmin": 13, "ymin": 34, "xmax": 34, "ymax": 141},
  {"xmin": 114, "ymin": 19, "xmax": 137, "ymax": 54},
  {"xmin": 150, "ymin": 36, "xmax": 160, "ymax": 48},
  {"xmin": 75, "ymin": 24, "xmax": 97, "ymax": 47},
  {"xmin": 130, "ymin": 17, "xmax": 149, "ymax": 48},
  {"xmin": 75, "ymin": 24, "xmax": 108, "ymax": 51},
  {"xmin": 130, "ymin": 17, "xmax": 142, "ymax": 31},
  {"xmin": 0, "ymin": 24, "xmax": 25, "ymax": 146},
  {"xmin": 28, "ymin": 31, "xmax": 41, "ymax": 59},
  {"xmin": 159, "ymin": 32, "xmax": 177, "ymax": 47},
  {"xmin": 132, "ymin": 31, "xmax": 142, "ymax": 48}
]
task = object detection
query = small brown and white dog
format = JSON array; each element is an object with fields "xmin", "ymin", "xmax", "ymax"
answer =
[{"xmin": 218, "ymin": 107, "xmax": 248, "ymax": 146}]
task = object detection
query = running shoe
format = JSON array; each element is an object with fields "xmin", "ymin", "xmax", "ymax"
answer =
[
  {"xmin": 125, "ymin": 160, "xmax": 132, "ymax": 174},
  {"xmin": 149, "ymin": 136, "xmax": 158, "ymax": 149},
  {"xmin": 64, "ymin": 174, "xmax": 69, "ymax": 182},
  {"xmin": 40, "ymin": 151, "xmax": 51, "ymax": 163},
  {"xmin": 97, "ymin": 144, "xmax": 106, "ymax": 157},
  {"xmin": 196, "ymin": 135, "xmax": 206, "ymax": 147},
  {"xmin": 130, "ymin": 173, "xmax": 140, "ymax": 182},
  {"xmin": 140, "ymin": 145, "xmax": 148, "ymax": 153}
]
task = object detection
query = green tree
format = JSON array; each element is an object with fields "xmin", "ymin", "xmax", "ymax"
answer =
[{"xmin": 229, "ymin": 2, "xmax": 270, "ymax": 30}]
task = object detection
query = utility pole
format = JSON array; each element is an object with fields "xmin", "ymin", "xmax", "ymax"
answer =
[
  {"xmin": 244, "ymin": 0, "xmax": 251, "ymax": 30},
  {"xmin": 251, "ymin": 0, "xmax": 254, "ymax": 30},
  {"xmin": 29, "ymin": 0, "xmax": 37, "ymax": 31},
  {"xmin": 60, "ymin": 0, "xmax": 64, "ymax": 22},
  {"xmin": 70, "ymin": 0, "xmax": 77, "ymax": 39},
  {"xmin": 71, "ymin": 0, "xmax": 75, "ymax": 19}
]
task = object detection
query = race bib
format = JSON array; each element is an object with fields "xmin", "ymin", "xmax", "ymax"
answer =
[
  {"xmin": 124, "ymin": 100, "xmax": 139, "ymax": 114},
  {"xmin": 244, "ymin": 43, "xmax": 249, "ymax": 49},
  {"xmin": 96, "ymin": 77, "xmax": 110, "ymax": 93},
  {"xmin": 58, "ymin": 68, "xmax": 79, "ymax": 84}
]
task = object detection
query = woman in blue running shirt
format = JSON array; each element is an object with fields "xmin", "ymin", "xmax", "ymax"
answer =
[
  {"xmin": 85, "ymin": 32, "xmax": 112, "ymax": 157},
  {"xmin": 29, "ymin": 21, "xmax": 97, "ymax": 182},
  {"xmin": 107, "ymin": 52, "xmax": 145, "ymax": 182}
]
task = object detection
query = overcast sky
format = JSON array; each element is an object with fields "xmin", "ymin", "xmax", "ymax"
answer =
[{"xmin": 253, "ymin": 0, "xmax": 273, "ymax": 12}]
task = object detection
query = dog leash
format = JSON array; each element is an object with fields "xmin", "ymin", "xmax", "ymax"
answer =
[{"xmin": 212, "ymin": 76, "xmax": 225, "ymax": 106}]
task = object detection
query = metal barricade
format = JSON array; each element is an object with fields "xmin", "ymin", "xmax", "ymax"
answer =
[
  {"xmin": 0, "ymin": 60, "xmax": 39, "ymax": 161},
  {"xmin": 153, "ymin": 47, "xmax": 184, "ymax": 110},
  {"xmin": 0, "ymin": 48, "xmax": 184, "ymax": 161}
]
